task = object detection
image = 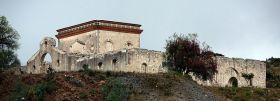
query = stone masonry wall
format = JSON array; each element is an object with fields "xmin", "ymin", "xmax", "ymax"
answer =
[
  {"xmin": 58, "ymin": 30, "xmax": 140, "ymax": 54},
  {"xmin": 193, "ymin": 56, "xmax": 266, "ymax": 88},
  {"xmin": 27, "ymin": 37, "xmax": 165, "ymax": 74},
  {"xmin": 75, "ymin": 48, "xmax": 165, "ymax": 73}
]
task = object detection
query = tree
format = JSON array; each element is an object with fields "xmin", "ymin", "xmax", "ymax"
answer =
[
  {"xmin": 164, "ymin": 33, "xmax": 217, "ymax": 80},
  {"xmin": 241, "ymin": 73, "xmax": 254, "ymax": 86},
  {"xmin": 0, "ymin": 16, "xmax": 20, "ymax": 68}
]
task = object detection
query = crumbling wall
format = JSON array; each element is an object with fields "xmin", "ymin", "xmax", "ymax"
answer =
[
  {"xmin": 193, "ymin": 56, "xmax": 266, "ymax": 88},
  {"xmin": 27, "ymin": 37, "xmax": 68, "ymax": 74},
  {"xmin": 57, "ymin": 30, "xmax": 140, "ymax": 54},
  {"xmin": 58, "ymin": 30, "xmax": 98, "ymax": 54},
  {"xmin": 27, "ymin": 36, "xmax": 265, "ymax": 88},
  {"xmin": 27, "ymin": 37, "xmax": 165, "ymax": 74},
  {"xmin": 98, "ymin": 30, "xmax": 140, "ymax": 53},
  {"xmin": 75, "ymin": 48, "xmax": 166, "ymax": 73}
]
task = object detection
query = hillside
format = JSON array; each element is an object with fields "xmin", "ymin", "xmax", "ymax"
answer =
[
  {"xmin": 0, "ymin": 69, "xmax": 219, "ymax": 101},
  {"xmin": 1, "ymin": 68, "xmax": 280, "ymax": 101}
]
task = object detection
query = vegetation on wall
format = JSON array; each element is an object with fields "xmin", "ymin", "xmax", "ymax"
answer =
[
  {"xmin": 242, "ymin": 73, "xmax": 254, "ymax": 86},
  {"xmin": 164, "ymin": 33, "xmax": 217, "ymax": 80}
]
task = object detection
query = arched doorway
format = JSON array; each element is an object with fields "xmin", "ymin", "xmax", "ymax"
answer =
[
  {"xmin": 228, "ymin": 77, "xmax": 238, "ymax": 87},
  {"xmin": 141, "ymin": 63, "xmax": 147, "ymax": 73},
  {"xmin": 41, "ymin": 53, "xmax": 52, "ymax": 73}
]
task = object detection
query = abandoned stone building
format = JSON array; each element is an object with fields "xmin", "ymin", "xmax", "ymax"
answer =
[
  {"xmin": 27, "ymin": 20, "xmax": 266, "ymax": 88},
  {"xmin": 27, "ymin": 20, "xmax": 165, "ymax": 74},
  {"xmin": 192, "ymin": 56, "xmax": 266, "ymax": 88}
]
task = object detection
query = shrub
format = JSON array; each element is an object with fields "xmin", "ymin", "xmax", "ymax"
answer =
[
  {"xmin": 102, "ymin": 78, "xmax": 127, "ymax": 101},
  {"xmin": 89, "ymin": 88, "xmax": 97, "ymax": 95},
  {"xmin": 106, "ymin": 71, "xmax": 112, "ymax": 77},
  {"xmin": 79, "ymin": 92, "xmax": 88, "ymax": 99},
  {"xmin": 5, "ymin": 77, "xmax": 56, "ymax": 101},
  {"xmin": 164, "ymin": 33, "xmax": 217, "ymax": 80},
  {"xmin": 242, "ymin": 73, "xmax": 254, "ymax": 80},
  {"xmin": 254, "ymin": 88, "xmax": 265, "ymax": 96},
  {"xmin": 5, "ymin": 78, "xmax": 29, "ymax": 101},
  {"xmin": 81, "ymin": 64, "xmax": 94, "ymax": 76},
  {"xmin": 65, "ymin": 76, "xmax": 83, "ymax": 87},
  {"xmin": 96, "ymin": 73, "xmax": 106, "ymax": 80},
  {"xmin": 35, "ymin": 81, "xmax": 56, "ymax": 101}
]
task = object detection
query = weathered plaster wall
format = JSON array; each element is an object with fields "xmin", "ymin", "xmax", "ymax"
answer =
[
  {"xmin": 58, "ymin": 30, "xmax": 140, "ymax": 54},
  {"xmin": 98, "ymin": 30, "xmax": 140, "ymax": 53},
  {"xmin": 27, "ymin": 37, "xmax": 68, "ymax": 74},
  {"xmin": 193, "ymin": 56, "xmax": 266, "ymax": 88},
  {"xmin": 74, "ymin": 48, "xmax": 165, "ymax": 73},
  {"xmin": 58, "ymin": 30, "xmax": 98, "ymax": 54},
  {"xmin": 27, "ymin": 37, "xmax": 165, "ymax": 74}
]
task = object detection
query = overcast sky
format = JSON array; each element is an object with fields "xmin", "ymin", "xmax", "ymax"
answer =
[{"xmin": 0, "ymin": 0, "xmax": 279, "ymax": 65}]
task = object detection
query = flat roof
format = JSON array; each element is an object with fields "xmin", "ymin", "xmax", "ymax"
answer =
[{"xmin": 56, "ymin": 20, "xmax": 143, "ymax": 39}]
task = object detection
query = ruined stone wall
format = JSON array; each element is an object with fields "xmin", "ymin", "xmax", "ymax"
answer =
[
  {"xmin": 58, "ymin": 30, "xmax": 98, "ymax": 53},
  {"xmin": 27, "ymin": 37, "xmax": 69, "ymax": 74},
  {"xmin": 98, "ymin": 30, "xmax": 140, "ymax": 53},
  {"xmin": 75, "ymin": 48, "xmax": 165, "ymax": 73},
  {"xmin": 193, "ymin": 56, "xmax": 266, "ymax": 88},
  {"xmin": 27, "ymin": 37, "xmax": 165, "ymax": 74},
  {"xmin": 57, "ymin": 30, "xmax": 140, "ymax": 54}
]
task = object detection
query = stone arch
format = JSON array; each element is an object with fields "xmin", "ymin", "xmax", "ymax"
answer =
[
  {"xmin": 105, "ymin": 40, "xmax": 113, "ymax": 52},
  {"xmin": 227, "ymin": 67, "xmax": 239, "ymax": 77},
  {"xmin": 141, "ymin": 63, "xmax": 147, "ymax": 73},
  {"xmin": 228, "ymin": 77, "xmax": 238, "ymax": 87},
  {"xmin": 40, "ymin": 52, "xmax": 53, "ymax": 73}
]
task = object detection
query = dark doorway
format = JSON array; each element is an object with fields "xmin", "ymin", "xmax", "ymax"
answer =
[{"xmin": 229, "ymin": 77, "xmax": 238, "ymax": 87}]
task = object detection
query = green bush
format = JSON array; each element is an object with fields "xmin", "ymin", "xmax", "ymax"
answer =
[
  {"xmin": 89, "ymin": 88, "xmax": 97, "ymax": 95},
  {"xmin": 65, "ymin": 76, "xmax": 83, "ymax": 87},
  {"xmin": 242, "ymin": 73, "xmax": 254, "ymax": 81},
  {"xmin": 243, "ymin": 88, "xmax": 253, "ymax": 101},
  {"xmin": 34, "ymin": 81, "xmax": 54, "ymax": 100},
  {"xmin": 79, "ymin": 92, "xmax": 88, "ymax": 99},
  {"xmin": 102, "ymin": 78, "xmax": 127, "ymax": 101},
  {"xmin": 254, "ymin": 88, "xmax": 265, "ymax": 96},
  {"xmin": 5, "ymin": 77, "xmax": 56, "ymax": 101},
  {"xmin": 5, "ymin": 78, "xmax": 29, "ymax": 101}
]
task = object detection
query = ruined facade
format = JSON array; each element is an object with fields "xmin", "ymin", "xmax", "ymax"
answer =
[
  {"xmin": 27, "ymin": 20, "xmax": 265, "ymax": 88},
  {"xmin": 192, "ymin": 57, "xmax": 266, "ymax": 88},
  {"xmin": 27, "ymin": 20, "xmax": 165, "ymax": 74}
]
